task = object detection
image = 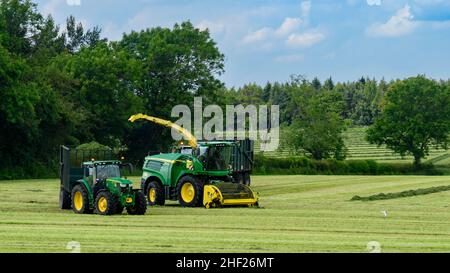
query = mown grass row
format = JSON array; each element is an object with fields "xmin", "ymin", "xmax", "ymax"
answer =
[{"xmin": 351, "ymin": 185, "xmax": 450, "ymax": 201}]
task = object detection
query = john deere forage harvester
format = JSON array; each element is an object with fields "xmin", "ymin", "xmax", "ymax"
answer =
[{"xmin": 129, "ymin": 114, "xmax": 258, "ymax": 208}]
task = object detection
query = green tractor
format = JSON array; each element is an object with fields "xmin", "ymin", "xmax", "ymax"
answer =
[
  {"xmin": 129, "ymin": 114, "xmax": 258, "ymax": 208},
  {"xmin": 59, "ymin": 146, "xmax": 147, "ymax": 215}
]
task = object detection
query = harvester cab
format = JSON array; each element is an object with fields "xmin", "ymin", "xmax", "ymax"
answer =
[
  {"xmin": 59, "ymin": 146, "xmax": 147, "ymax": 215},
  {"xmin": 129, "ymin": 114, "xmax": 259, "ymax": 209}
]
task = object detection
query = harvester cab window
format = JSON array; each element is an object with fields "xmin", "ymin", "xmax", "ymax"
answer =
[
  {"xmin": 196, "ymin": 145, "xmax": 232, "ymax": 171},
  {"xmin": 196, "ymin": 146, "xmax": 209, "ymax": 165}
]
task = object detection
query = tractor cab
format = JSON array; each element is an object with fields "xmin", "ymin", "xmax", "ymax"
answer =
[{"xmin": 82, "ymin": 160, "xmax": 131, "ymax": 185}]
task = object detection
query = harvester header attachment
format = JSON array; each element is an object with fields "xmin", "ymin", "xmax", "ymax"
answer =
[{"xmin": 203, "ymin": 183, "xmax": 259, "ymax": 209}]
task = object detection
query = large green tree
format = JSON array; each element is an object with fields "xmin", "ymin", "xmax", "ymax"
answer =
[
  {"xmin": 367, "ymin": 76, "xmax": 450, "ymax": 167},
  {"xmin": 118, "ymin": 22, "xmax": 225, "ymax": 161},
  {"xmin": 284, "ymin": 88, "xmax": 347, "ymax": 160}
]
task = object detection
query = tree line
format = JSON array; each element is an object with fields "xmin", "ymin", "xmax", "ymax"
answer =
[
  {"xmin": 226, "ymin": 76, "xmax": 450, "ymax": 166},
  {"xmin": 1, "ymin": 0, "xmax": 449, "ymax": 179}
]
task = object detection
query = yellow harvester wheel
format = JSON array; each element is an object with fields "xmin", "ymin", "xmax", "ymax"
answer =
[
  {"xmin": 149, "ymin": 188, "xmax": 156, "ymax": 203},
  {"xmin": 181, "ymin": 182, "xmax": 195, "ymax": 203},
  {"xmin": 177, "ymin": 175, "xmax": 203, "ymax": 207},
  {"xmin": 146, "ymin": 181, "xmax": 165, "ymax": 206}
]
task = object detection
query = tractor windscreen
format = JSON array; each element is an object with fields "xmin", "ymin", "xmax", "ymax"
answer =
[
  {"xmin": 96, "ymin": 164, "xmax": 121, "ymax": 180},
  {"xmin": 197, "ymin": 145, "xmax": 232, "ymax": 171}
]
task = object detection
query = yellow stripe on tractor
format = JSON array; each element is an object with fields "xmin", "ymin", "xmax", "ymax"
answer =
[{"xmin": 203, "ymin": 183, "xmax": 259, "ymax": 209}]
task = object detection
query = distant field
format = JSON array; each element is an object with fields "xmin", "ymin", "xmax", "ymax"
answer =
[
  {"xmin": 256, "ymin": 127, "xmax": 450, "ymax": 165},
  {"xmin": 1, "ymin": 175, "xmax": 450, "ymax": 253}
]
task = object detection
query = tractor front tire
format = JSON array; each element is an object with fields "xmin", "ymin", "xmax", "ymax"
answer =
[
  {"xmin": 94, "ymin": 191, "xmax": 119, "ymax": 216},
  {"xmin": 60, "ymin": 188, "xmax": 71, "ymax": 209},
  {"xmin": 146, "ymin": 181, "xmax": 165, "ymax": 206},
  {"xmin": 177, "ymin": 175, "xmax": 203, "ymax": 207},
  {"xmin": 127, "ymin": 190, "xmax": 147, "ymax": 215},
  {"xmin": 71, "ymin": 184, "xmax": 91, "ymax": 214}
]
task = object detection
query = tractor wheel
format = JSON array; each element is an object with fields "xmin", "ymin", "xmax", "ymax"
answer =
[
  {"xmin": 244, "ymin": 173, "xmax": 251, "ymax": 186},
  {"xmin": 146, "ymin": 181, "xmax": 165, "ymax": 206},
  {"xmin": 94, "ymin": 191, "xmax": 118, "ymax": 216},
  {"xmin": 71, "ymin": 184, "xmax": 91, "ymax": 214},
  {"xmin": 127, "ymin": 190, "xmax": 147, "ymax": 215},
  {"xmin": 60, "ymin": 188, "xmax": 71, "ymax": 210},
  {"xmin": 177, "ymin": 175, "xmax": 203, "ymax": 207}
]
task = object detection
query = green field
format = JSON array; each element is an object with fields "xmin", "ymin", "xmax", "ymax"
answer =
[
  {"xmin": 256, "ymin": 127, "xmax": 450, "ymax": 165},
  {"xmin": 1, "ymin": 175, "xmax": 450, "ymax": 253}
]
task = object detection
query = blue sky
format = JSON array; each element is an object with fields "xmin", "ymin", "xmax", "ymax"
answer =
[{"xmin": 34, "ymin": 0, "xmax": 450, "ymax": 87}]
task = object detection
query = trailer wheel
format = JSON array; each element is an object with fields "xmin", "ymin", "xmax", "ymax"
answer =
[
  {"xmin": 177, "ymin": 175, "xmax": 203, "ymax": 207},
  {"xmin": 146, "ymin": 181, "xmax": 165, "ymax": 206},
  {"xmin": 60, "ymin": 188, "xmax": 71, "ymax": 209},
  {"xmin": 94, "ymin": 191, "xmax": 118, "ymax": 215},
  {"xmin": 244, "ymin": 173, "xmax": 251, "ymax": 186},
  {"xmin": 71, "ymin": 184, "xmax": 91, "ymax": 214},
  {"xmin": 127, "ymin": 190, "xmax": 147, "ymax": 215}
]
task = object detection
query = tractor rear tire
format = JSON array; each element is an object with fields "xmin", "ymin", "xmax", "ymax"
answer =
[
  {"xmin": 94, "ymin": 191, "xmax": 119, "ymax": 216},
  {"xmin": 177, "ymin": 175, "xmax": 203, "ymax": 207},
  {"xmin": 127, "ymin": 190, "xmax": 147, "ymax": 215},
  {"xmin": 146, "ymin": 181, "xmax": 165, "ymax": 206},
  {"xmin": 244, "ymin": 173, "xmax": 251, "ymax": 186},
  {"xmin": 71, "ymin": 184, "xmax": 91, "ymax": 214},
  {"xmin": 60, "ymin": 188, "xmax": 71, "ymax": 209}
]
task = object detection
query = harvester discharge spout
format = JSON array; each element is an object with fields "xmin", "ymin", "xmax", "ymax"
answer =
[{"xmin": 128, "ymin": 113, "xmax": 198, "ymax": 148}]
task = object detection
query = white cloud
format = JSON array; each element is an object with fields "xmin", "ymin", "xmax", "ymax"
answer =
[
  {"xmin": 286, "ymin": 30, "xmax": 325, "ymax": 48},
  {"xmin": 275, "ymin": 54, "xmax": 304, "ymax": 63},
  {"xmin": 367, "ymin": 5, "xmax": 419, "ymax": 37},
  {"xmin": 242, "ymin": 27, "xmax": 272, "ymax": 44},
  {"xmin": 366, "ymin": 0, "xmax": 382, "ymax": 6},
  {"xmin": 275, "ymin": 17, "xmax": 302, "ymax": 36}
]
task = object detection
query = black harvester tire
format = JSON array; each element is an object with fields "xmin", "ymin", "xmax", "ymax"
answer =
[
  {"xmin": 244, "ymin": 172, "xmax": 251, "ymax": 186},
  {"xmin": 127, "ymin": 190, "xmax": 147, "ymax": 215},
  {"xmin": 146, "ymin": 181, "xmax": 165, "ymax": 206},
  {"xmin": 94, "ymin": 191, "xmax": 119, "ymax": 216},
  {"xmin": 71, "ymin": 184, "xmax": 91, "ymax": 214},
  {"xmin": 60, "ymin": 188, "xmax": 72, "ymax": 209},
  {"xmin": 177, "ymin": 175, "xmax": 203, "ymax": 207}
]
